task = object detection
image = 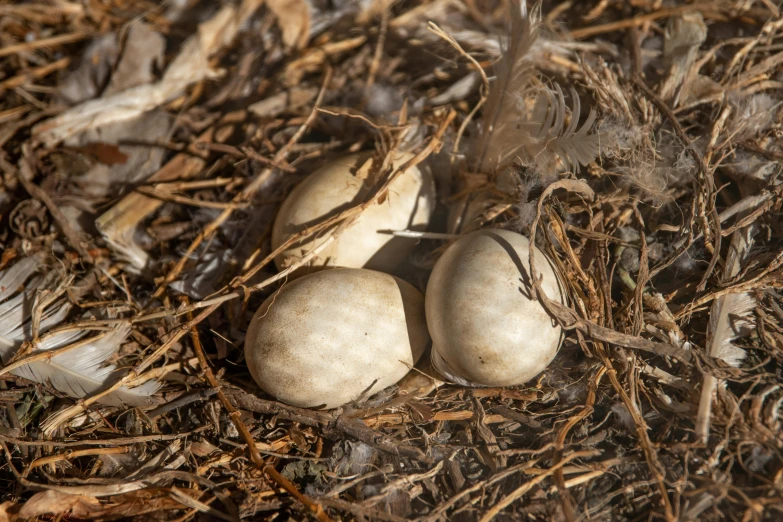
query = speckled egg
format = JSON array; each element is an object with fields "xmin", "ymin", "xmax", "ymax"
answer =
[{"xmin": 425, "ymin": 229, "xmax": 564, "ymax": 386}]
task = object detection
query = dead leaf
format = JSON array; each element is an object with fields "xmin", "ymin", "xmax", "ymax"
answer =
[
  {"xmin": 57, "ymin": 34, "xmax": 119, "ymax": 104},
  {"xmin": 62, "ymin": 110, "xmax": 171, "ymax": 199},
  {"xmin": 681, "ymin": 74, "xmax": 723, "ymax": 106},
  {"xmin": 63, "ymin": 489, "xmax": 189, "ymax": 520},
  {"xmin": 53, "ymin": 22, "xmax": 163, "ymax": 106},
  {"xmin": 472, "ymin": 395, "xmax": 507, "ymax": 472},
  {"xmin": 89, "ymin": 496, "xmax": 186, "ymax": 519},
  {"xmin": 248, "ymin": 86, "xmax": 318, "ymax": 118},
  {"xmin": 660, "ymin": 12, "xmax": 707, "ymax": 106},
  {"xmin": 71, "ymin": 142, "xmax": 129, "ymax": 165},
  {"xmin": 0, "ymin": 501, "xmax": 17, "ymax": 522},
  {"xmin": 267, "ymin": 0, "xmax": 311, "ymax": 49},
  {"xmin": 103, "ymin": 22, "xmax": 165, "ymax": 96},
  {"xmin": 34, "ymin": 0, "xmax": 265, "ymax": 146},
  {"xmin": 18, "ymin": 490, "xmax": 101, "ymax": 519},
  {"xmin": 191, "ymin": 440, "xmax": 220, "ymax": 457}
]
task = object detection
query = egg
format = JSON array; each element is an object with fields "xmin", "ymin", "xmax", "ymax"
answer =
[
  {"xmin": 271, "ymin": 151, "xmax": 435, "ymax": 273},
  {"xmin": 245, "ymin": 268, "xmax": 429, "ymax": 409},
  {"xmin": 425, "ymin": 229, "xmax": 564, "ymax": 387}
]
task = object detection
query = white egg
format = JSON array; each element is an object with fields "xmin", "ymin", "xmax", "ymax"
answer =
[
  {"xmin": 245, "ymin": 268, "xmax": 429, "ymax": 409},
  {"xmin": 425, "ymin": 229, "xmax": 564, "ymax": 387},
  {"xmin": 271, "ymin": 151, "xmax": 435, "ymax": 273}
]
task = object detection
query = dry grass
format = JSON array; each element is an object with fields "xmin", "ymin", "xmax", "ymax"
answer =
[{"xmin": 0, "ymin": 0, "xmax": 782, "ymax": 521}]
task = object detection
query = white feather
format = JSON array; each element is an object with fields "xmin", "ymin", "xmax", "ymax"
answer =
[
  {"xmin": 0, "ymin": 292, "xmax": 72, "ymax": 355},
  {"xmin": 525, "ymin": 85, "xmax": 601, "ymax": 171},
  {"xmin": 0, "ymin": 260, "xmax": 46, "ymax": 352},
  {"xmin": 695, "ymin": 224, "xmax": 755, "ymax": 442},
  {"xmin": 705, "ymin": 292, "xmax": 755, "ymax": 367},
  {"xmin": 706, "ymin": 225, "xmax": 756, "ymax": 366},
  {"xmin": 14, "ymin": 323, "xmax": 160, "ymax": 407},
  {"xmin": 0, "ymin": 256, "xmax": 40, "ymax": 301},
  {"xmin": 0, "ymin": 257, "xmax": 159, "ymax": 407}
]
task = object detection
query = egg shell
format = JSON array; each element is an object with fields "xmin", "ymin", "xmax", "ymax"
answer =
[
  {"xmin": 271, "ymin": 151, "xmax": 435, "ymax": 273},
  {"xmin": 425, "ymin": 229, "xmax": 564, "ymax": 387},
  {"xmin": 245, "ymin": 268, "xmax": 429, "ymax": 409}
]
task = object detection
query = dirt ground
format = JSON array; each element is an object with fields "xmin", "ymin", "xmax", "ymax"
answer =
[{"xmin": 0, "ymin": 0, "xmax": 782, "ymax": 520}]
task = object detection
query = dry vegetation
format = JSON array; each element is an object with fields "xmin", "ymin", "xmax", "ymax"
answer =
[{"xmin": 0, "ymin": 0, "xmax": 782, "ymax": 520}]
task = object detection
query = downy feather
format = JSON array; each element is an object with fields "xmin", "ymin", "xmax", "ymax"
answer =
[
  {"xmin": 470, "ymin": 1, "xmax": 602, "ymax": 175},
  {"xmin": 471, "ymin": 0, "xmax": 538, "ymax": 175},
  {"xmin": 0, "ymin": 258, "xmax": 158, "ymax": 406},
  {"xmin": 525, "ymin": 85, "xmax": 601, "ymax": 171},
  {"xmin": 727, "ymin": 93, "xmax": 779, "ymax": 142}
]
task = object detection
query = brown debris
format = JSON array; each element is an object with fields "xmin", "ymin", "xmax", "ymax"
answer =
[{"xmin": 0, "ymin": 0, "xmax": 782, "ymax": 521}]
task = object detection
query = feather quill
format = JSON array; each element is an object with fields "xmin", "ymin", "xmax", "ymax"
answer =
[
  {"xmin": 469, "ymin": 1, "xmax": 602, "ymax": 175},
  {"xmin": 0, "ymin": 257, "xmax": 159, "ymax": 407}
]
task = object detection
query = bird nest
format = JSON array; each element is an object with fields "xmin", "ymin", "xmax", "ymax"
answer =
[{"xmin": 0, "ymin": 1, "xmax": 782, "ymax": 521}]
